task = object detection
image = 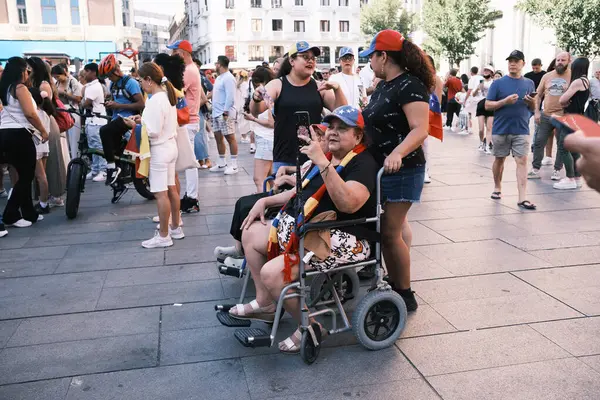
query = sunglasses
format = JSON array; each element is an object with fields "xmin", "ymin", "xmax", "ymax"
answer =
[{"xmin": 340, "ymin": 55, "xmax": 354, "ymax": 62}]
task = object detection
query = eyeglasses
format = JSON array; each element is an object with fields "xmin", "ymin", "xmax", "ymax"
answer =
[{"xmin": 296, "ymin": 54, "xmax": 316, "ymax": 62}]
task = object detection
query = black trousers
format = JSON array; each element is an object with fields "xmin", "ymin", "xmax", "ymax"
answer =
[
  {"xmin": 446, "ymin": 99, "xmax": 461, "ymax": 127},
  {"xmin": 230, "ymin": 192, "xmax": 270, "ymax": 242},
  {"xmin": 0, "ymin": 128, "xmax": 38, "ymax": 224},
  {"xmin": 99, "ymin": 117, "xmax": 129, "ymax": 163}
]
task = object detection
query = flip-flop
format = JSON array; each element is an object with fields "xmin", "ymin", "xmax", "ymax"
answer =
[
  {"xmin": 517, "ymin": 200, "xmax": 536, "ymax": 210},
  {"xmin": 491, "ymin": 191, "xmax": 501, "ymax": 200}
]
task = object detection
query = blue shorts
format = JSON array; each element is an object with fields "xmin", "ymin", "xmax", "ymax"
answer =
[
  {"xmin": 381, "ymin": 165, "xmax": 425, "ymax": 203},
  {"xmin": 272, "ymin": 161, "xmax": 294, "ymax": 175}
]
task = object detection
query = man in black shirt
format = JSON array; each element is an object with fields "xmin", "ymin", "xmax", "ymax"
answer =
[{"xmin": 524, "ymin": 58, "xmax": 546, "ymax": 90}]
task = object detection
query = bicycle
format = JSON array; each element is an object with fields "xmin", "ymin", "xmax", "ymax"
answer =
[{"xmin": 63, "ymin": 109, "xmax": 154, "ymax": 219}]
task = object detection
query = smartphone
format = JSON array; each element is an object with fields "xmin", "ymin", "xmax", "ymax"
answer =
[
  {"xmin": 529, "ymin": 92, "xmax": 537, "ymax": 98},
  {"xmin": 550, "ymin": 114, "xmax": 600, "ymax": 137},
  {"xmin": 295, "ymin": 111, "xmax": 311, "ymax": 147}
]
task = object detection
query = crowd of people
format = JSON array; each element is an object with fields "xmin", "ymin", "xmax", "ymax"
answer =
[{"xmin": 2, "ymin": 32, "xmax": 600, "ymax": 350}]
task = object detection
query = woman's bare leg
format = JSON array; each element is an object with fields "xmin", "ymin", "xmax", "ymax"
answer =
[
  {"xmin": 253, "ymin": 159, "xmax": 273, "ymax": 193},
  {"xmin": 382, "ymin": 202, "xmax": 413, "ymax": 290},
  {"xmin": 241, "ymin": 221, "xmax": 274, "ymax": 306},
  {"xmin": 154, "ymin": 191, "xmax": 170, "ymax": 237},
  {"xmin": 167, "ymin": 185, "xmax": 180, "ymax": 228},
  {"xmin": 36, "ymin": 158, "xmax": 49, "ymax": 203}
]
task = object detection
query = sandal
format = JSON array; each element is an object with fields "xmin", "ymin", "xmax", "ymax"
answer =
[
  {"xmin": 517, "ymin": 200, "xmax": 536, "ymax": 210},
  {"xmin": 228, "ymin": 300, "xmax": 275, "ymax": 323},
  {"xmin": 278, "ymin": 322, "xmax": 329, "ymax": 355},
  {"xmin": 491, "ymin": 191, "xmax": 501, "ymax": 200}
]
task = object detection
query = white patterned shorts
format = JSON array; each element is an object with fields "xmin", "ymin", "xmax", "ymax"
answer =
[
  {"xmin": 211, "ymin": 115, "xmax": 236, "ymax": 136},
  {"xmin": 276, "ymin": 212, "xmax": 371, "ymax": 272},
  {"xmin": 254, "ymin": 136, "xmax": 273, "ymax": 161}
]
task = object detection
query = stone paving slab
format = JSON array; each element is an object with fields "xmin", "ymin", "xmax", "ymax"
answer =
[
  {"xmin": 0, "ymin": 378, "xmax": 71, "ymax": 400},
  {"xmin": 0, "ymin": 259, "xmax": 60, "ymax": 279},
  {"xmin": 530, "ymin": 317, "xmax": 600, "ymax": 357}
]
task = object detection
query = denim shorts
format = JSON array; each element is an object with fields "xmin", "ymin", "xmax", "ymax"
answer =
[{"xmin": 381, "ymin": 165, "xmax": 426, "ymax": 203}]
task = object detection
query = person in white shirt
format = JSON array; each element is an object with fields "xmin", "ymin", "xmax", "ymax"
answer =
[
  {"xmin": 359, "ymin": 62, "xmax": 377, "ymax": 100},
  {"xmin": 81, "ymin": 63, "xmax": 108, "ymax": 182},
  {"xmin": 463, "ymin": 66, "xmax": 484, "ymax": 135},
  {"xmin": 474, "ymin": 65, "xmax": 495, "ymax": 153},
  {"xmin": 328, "ymin": 47, "xmax": 366, "ymax": 109},
  {"xmin": 123, "ymin": 62, "xmax": 181, "ymax": 249}
]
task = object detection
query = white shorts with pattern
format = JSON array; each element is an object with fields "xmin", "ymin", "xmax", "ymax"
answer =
[{"xmin": 211, "ymin": 115, "xmax": 236, "ymax": 136}]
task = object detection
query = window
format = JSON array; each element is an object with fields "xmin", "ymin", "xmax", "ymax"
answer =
[
  {"xmin": 339, "ymin": 0, "xmax": 349, "ymax": 5},
  {"xmin": 225, "ymin": 45, "xmax": 236, "ymax": 61},
  {"xmin": 41, "ymin": 0, "xmax": 57, "ymax": 24},
  {"xmin": 294, "ymin": 20, "xmax": 305, "ymax": 32},
  {"xmin": 358, "ymin": 47, "xmax": 369, "ymax": 64},
  {"xmin": 70, "ymin": 0, "xmax": 80, "ymax": 25},
  {"xmin": 225, "ymin": 0, "xmax": 234, "ymax": 8},
  {"xmin": 122, "ymin": 0, "xmax": 130, "ymax": 26},
  {"xmin": 250, "ymin": 0, "xmax": 261, "ymax": 7},
  {"xmin": 251, "ymin": 18, "xmax": 262, "ymax": 32},
  {"xmin": 16, "ymin": 0, "xmax": 27, "ymax": 24},
  {"xmin": 272, "ymin": 19, "xmax": 282, "ymax": 31},
  {"xmin": 226, "ymin": 19, "xmax": 235, "ymax": 32},
  {"xmin": 294, "ymin": 0, "xmax": 303, "ymax": 5},
  {"xmin": 270, "ymin": 45, "xmax": 284, "ymax": 62},
  {"xmin": 271, "ymin": 0, "xmax": 282, "ymax": 7},
  {"xmin": 320, "ymin": 0, "xmax": 330, "ymax": 5},
  {"xmin": 320, "ymin": 20, "xmax": 330, "ymax": 32},
  {"xmin": 316, "ymin": 46, "xmax": 330, "ymax": 64},
  {"xmin": 249, "ymin": 45, "xmax": 263, "ymax": 61},
  {"xmin": 360, "ymin": 0, "xmax": 368, "ymax": 6},
  {"xmin": 339, "ymin": 20, "xmax": 349, "ymax": 32}
]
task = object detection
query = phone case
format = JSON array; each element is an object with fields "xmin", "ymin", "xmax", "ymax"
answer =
[{"xmin": 554, "ymin": 114, "xmax": 600, "ymax": 137}]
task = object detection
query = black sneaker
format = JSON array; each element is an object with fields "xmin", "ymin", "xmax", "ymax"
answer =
[
  {"xmin": 181, "ymin": 195, "xmax": 200, "ymax": 213},
  {"xmin": 35, "ymin": 203, "xmax": 50, "ymax": 214},
  {"xmin": 105, "ymin": 167, "xmax": 121, "ymax": 186},
  {"xmin": 386, "ymin": 280, "xmax": 418, "ymax": 312}
]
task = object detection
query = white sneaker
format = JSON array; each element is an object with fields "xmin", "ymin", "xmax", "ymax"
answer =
[
  {"xmin": 7, "ymin": 219, "xmax": 32, "ymax": 228},
  {"xmin": 527, "ymin": 169, "xmax": 541, "ymax": 179},
  {"xmin": 86, "ymin": 171, "xmax": 94, "ymax": 180},
  {"xmin": 214, "ymin": 245, "xmax": 243, "ymax": 262},
  {"xmin": 250, "ymin": 144, "xmax": 256, "ymax": 154},
  {"xmin": 209, "ymin": 164, "xmax": 227, "ymax": 173},
  {"xmin": 457, "ymin": 130, "xmax": 469, "ymax": 136},
  {"xmin": 169, "ymin": 226, "xmax": 185, "ymax": 240},
  {"xmin": 478, "ymin": 142, "xmax": 485, "ymax": 151},
  {"xmin": 37, "ymin": 214, "xmax": 44, "ymax": 221},
  {"xmin": 0, "ymin": 229, "xmax": 7, "ymax": 238},
  {"xmin": 142, "ymin": 231, "xmax": 173, "ymax": 248},
  {"xmin": 484, "ymin": 145, "xmax": 493, "ymax": 155},
  {"xmin": 92, "ymin": 171, "xmax": 107, "ymax": 182},
  {"xmin": 48, "ymin": 196, "xmax": 64, "ymax": 207},
  {"xmin": 423, "ymin": 172, "xmax": 431, "ymax": 184},
  {"xmin": 224, "ymin": 256, "xmax": 244, "ymax": 269},
  {"xmin": 551, "ymin": 170, "xmax": 561, "ymax": 181},
  {"xmin": 224, "ymin": 165, "xmax": 239, "ymax": 175},
  {"xmin": 541, "ymin": 156, "xmax": 553, "ymax": 166},
  {"xmin": 553, "ymin": 178, "xmax": 577, "ymax": 190},
  {"xmin": 575, "ymin": 178, "xmax": 583, "ymax": 188}
]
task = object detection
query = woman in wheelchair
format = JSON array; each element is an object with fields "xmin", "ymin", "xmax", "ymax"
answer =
[{"xmin": 230, "ymin": 106, "xmax": 379, "ymax": 353}]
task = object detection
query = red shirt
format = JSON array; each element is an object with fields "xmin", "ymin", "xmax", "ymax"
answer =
[{"xmin": 445, "ymin": 76, "xmax": 463, "ymax": 101}]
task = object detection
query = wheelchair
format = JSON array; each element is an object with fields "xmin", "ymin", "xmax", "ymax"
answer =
[{"xmin": 214, "ymin": 168, "xmax": 408, "ymax": 364}]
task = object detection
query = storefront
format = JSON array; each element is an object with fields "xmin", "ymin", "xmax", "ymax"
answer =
[{"xmin": 0, "ymin": 40, "xmax": 117, "ymax": 64}]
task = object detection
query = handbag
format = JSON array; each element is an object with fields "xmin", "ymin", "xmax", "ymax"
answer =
[
  {"xmin": 175, "ymin": 127, "xmax": 199, "ymax": 172},
  {"xmin": 54, "ymin": 98, "xmax": 75, "ymax": 132}
]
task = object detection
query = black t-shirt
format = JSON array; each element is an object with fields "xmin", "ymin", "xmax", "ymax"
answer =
[
  {"xmin": 524, "ymin": 71, "xmax": 546, "ymax": 90},
  {"xmin": 284, "ymin": 151, "xmax": 379, "ymax": 240},
  {"xmin": 362, "ymin": 73, "xmax": 428, "ymax": 168}
]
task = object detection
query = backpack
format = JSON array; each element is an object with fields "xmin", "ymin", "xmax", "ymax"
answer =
[
  {"xmin": 110, "ymin": 76, "xmax": 144, "ymax": 114},
  {"xmin": 54, "ymin": 97, "xmax": 75, "ymax": 132}
]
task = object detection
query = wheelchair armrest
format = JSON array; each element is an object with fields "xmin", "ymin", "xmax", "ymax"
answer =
[{"xmin": 301, "ymin": 218, "xmax": 370, "ymax": 233}]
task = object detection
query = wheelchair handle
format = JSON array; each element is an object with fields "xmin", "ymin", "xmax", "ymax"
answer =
[{"xmin": 301, "ymin": 217, "xmax": 373, "ymax": 233}]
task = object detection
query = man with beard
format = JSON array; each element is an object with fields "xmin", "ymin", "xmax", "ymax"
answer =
[{"xmin": 528, "ymin": 52, "xmax": 571, "ymax": 180}]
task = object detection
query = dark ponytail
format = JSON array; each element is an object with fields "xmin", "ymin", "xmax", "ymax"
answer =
[
  {"xmin": 277, "ymin": 56, "xmax": 293, "ymax": 78},
  {"xmin": 138, "ymin": 62, "xmax": 177, "ymax": 106},
  {"xmin": 380, "ymin": 40, "xmax": 436, "ymax": 93}
]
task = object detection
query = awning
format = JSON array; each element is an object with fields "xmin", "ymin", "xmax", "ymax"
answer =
[{"xmin": 0, "ymin": 40, "xmax": 117, "ymax": 61}]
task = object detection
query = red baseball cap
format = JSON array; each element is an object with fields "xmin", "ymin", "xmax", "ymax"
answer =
[
  {"xmin": 359, "ymin": 30, "xmax": 405, "ymax": 57},
  {"xmin": 167, "ymin": 40, "xmax": 193, "ymax": 53}
]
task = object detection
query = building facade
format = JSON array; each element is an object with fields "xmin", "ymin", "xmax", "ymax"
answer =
[
  {"xmin": 184, "ymin": 0, "xmax": 365, "ymax": 69},
  {"xmin": 0, "ymin": 0, "xmax": 141, "ymax": 63},
  {"xmin": 135, "ymin": 10, "xmax": 171, "ymax": 61}
]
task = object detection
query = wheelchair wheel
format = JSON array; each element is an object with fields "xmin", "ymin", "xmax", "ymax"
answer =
[
  {"xmin": 300, "ymin": 325, "xmax": 321, "ymax": 365},
  {"xmin": 308, "ymin": 270, "xmax": 360, "ymax": 307},
  {"xmin": 131, "ymin": 168, "xmax": 155, "ymax": 200},
  {"xmin": 65, "ymin": 161, "xmax": 84, "ymax": 219},
  {"xmin": 352, "ymin": 290, "xmax": 407, "ymax": 351}
]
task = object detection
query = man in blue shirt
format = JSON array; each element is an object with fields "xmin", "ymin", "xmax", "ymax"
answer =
[
  {"xmin": 210, "ymin": 55, "xmax": 239, "ymax": 175},
  {"xmin": 485, "ymin": 50, "xmax": 537, "ymax": 210}
]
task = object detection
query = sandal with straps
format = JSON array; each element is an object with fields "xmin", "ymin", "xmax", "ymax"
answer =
[
  {"xmin": 279, "ymin": 322, "xmax": 329, "ymax": 355},
  {"xmin": 228, "ymin": 300, "xmax": 275, "ymax": 323}
]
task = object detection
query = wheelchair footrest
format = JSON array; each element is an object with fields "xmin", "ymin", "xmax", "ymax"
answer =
[
  {"xmin": 218, "ymin": 265, "xmax": 244, "ymax": 278},
  {"xmin": 234, "ymin": 328, "xmax": 270, "ymax": 348},
  {"xmin": 216, "ymin": 311, "xmax": 251, "ymax": 327}
]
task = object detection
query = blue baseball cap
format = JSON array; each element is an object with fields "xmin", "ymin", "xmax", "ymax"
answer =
[
  {"xmin": 322, "ymin": 106, "xmax": 365, "ymax": 129},
  {"xmin": 339, "ymin": 47, "xmax": 354, "ymax": 58},
  {"xmin": 287, "ymin": 41, "xmax": 321, "ymax": 57}
]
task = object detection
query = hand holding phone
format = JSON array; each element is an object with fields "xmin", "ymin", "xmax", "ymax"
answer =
[{"xmin": 295, "ymin": 111, "xmax": 311, "ymax": 147}]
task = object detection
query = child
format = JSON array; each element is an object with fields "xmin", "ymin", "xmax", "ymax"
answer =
[
  {"xmin": 454, "ymin": 91, "xmax": 469, "ymax": 135},
  {"xmin": 29, "ymin": 87, "xmax": 53, "ymax": 214}
]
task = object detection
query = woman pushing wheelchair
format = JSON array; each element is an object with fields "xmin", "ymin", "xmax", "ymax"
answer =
[{"xmin": 230, "ymin": 106, "xmax": 379, "ymax": 353}]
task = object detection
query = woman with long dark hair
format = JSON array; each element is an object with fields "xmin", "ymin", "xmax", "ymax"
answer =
[
  {"xmin": 360, "ymin": 30, "xmax": 434, "ymax": 311},
  {"xmin": 0, "ymin": 57, "xmax": 49, "ymax": 227},
  {"xmin": 554, "ymin": 57, "xmax": 590, "ymax": 190}
]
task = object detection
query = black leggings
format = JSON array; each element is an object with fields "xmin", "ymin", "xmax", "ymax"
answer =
[
  {"xmin": 446, "ymin": 99, "xmax": 461, "ymax": 127},
  {"xmin": 0, "ymin": 128, "xmax": 38, "ymax": 224},
  {"xmin": 230, "ymin": 192, "xmax": 270, "ymax": 242},
  {"xmin": 99, "ymin": 117, "xmax": 129, "ymax": 163}
]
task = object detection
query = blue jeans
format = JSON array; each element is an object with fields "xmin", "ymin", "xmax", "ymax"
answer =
[
  {"xmin": 194, "ymin": 114, "xmax": 209, "ymax": 160},
  {"xmin": 86, "ymin": 124, "xmax": 107, "ymax": 174}
]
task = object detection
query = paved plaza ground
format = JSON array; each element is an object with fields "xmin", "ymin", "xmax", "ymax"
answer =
[{"xmin": 1, "ymin": 131, "xmax": 600, "ymax": 400}]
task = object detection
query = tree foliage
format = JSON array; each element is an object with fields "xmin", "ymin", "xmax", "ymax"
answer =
[
  {"xmin": 517, "ymin": 0, "xmax": 600, "ymax": 57},
  {"xmin": 360, "ymin": 0, "xmax": 417, "ymax": 39},
  {"xmin": 422, "ymin": 0, "xmax": 502, "ymax": 67}
]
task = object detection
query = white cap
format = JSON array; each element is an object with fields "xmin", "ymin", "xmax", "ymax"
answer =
[{"xmin": 483, "ymin": 65, "xmax": 495, "ymax": 73}]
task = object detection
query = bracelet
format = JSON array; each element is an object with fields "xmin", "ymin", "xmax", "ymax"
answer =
[{"xmin": 319, "ymin": 161, "xmax": 331, "ymax": 175}]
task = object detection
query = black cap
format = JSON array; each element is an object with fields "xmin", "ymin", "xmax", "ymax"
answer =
[
  {"xmin": 506, "ymin": 50, "xmax": 525, "ymax": 61},
  {"xmin": 531, "ymin": 58, "xmax": 542, "ymax": 66}
]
